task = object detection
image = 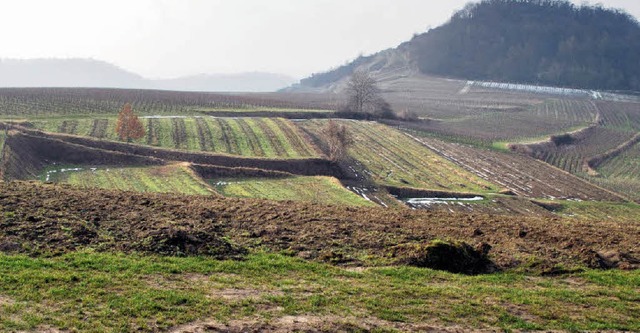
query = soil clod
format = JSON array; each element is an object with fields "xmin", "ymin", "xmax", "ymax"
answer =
[{"xmin": 392, "ymin": 239, "xmax": 496, "ymax": 274}]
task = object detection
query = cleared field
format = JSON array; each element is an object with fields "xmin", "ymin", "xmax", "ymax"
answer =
[
  {"xmin": 30, "ymin": 116, "xmax": 318, "ymax": 159},
  {"xmin": 379, "ymin": 74, "xmax": 544, "ymax": 120},
  {"xmin": 408, "ymin": 133, "xmax": 625, "ymax": 202},
  {"xmin": 412, "ymin": 100, "xmax": 596, "ymax": 144},
  {"xmin": 211, "ymin": 176, "xmax": 374, "ymax": 207},
  {"xmin": 598, "ymin": 100, "xmax": 640, "ymax": 131},
  {"xmin": 3, "ymin": 180, "xmax": 639, "ymax": 270},
  {"xmin": 43, "ymin": 164, "xmax": 213, "ymax": 196},
  {"xmin": 0, "ymin": 88, "xmax": 334, "ymax": 117},
  {"xmin": 381, "ymin": 76, "xmax": 599, "ymax": 143},
  {"xmin": 301, "ymin": 120, "xmax": 500, "ymax": 193}
]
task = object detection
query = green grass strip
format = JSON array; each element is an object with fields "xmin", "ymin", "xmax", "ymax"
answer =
[{"xmin": 0, "ymin": 252, "xmax": 637, "ymax": 332}]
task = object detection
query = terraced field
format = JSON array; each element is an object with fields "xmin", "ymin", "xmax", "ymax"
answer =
[
  {"xmin": 211, "ymin": 176, "xmax": 374, "ymax": 206},
  {"xmin": 30, "ymin": 116, "xmax": 318, "ymax": 158},
  {"xmin": 301, "ymin": 120, "xmax": 499, "ymax": 193},
  {"xmin": 407, "ymin": 133, "xmax": 625, "ymax": 202},
  {"xmin": 494, "ymin": 100, "xmax": 640, "ymax": 201},
  {"xmin": 586, "ymin": 141, "xmax": 640, "ymax": 202},
  {"xmin": 42, "ymin": 164, "xmax": 213, "ymax": 196},
  {"xmin": 529, "ymin": 127, "xmax": 636, "ymax": 174}
]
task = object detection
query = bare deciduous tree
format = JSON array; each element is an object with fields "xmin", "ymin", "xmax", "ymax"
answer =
[
  {"xmin": 321, "ymin": 119, "xmax": 353, "ymax": 162},
  {"xmin": 346, "ymin": 70, "xmax": 380, "ymax": 114},
  {"xmin": 345, "ymin": 70, "xmax": 394, "ymax": 118}
]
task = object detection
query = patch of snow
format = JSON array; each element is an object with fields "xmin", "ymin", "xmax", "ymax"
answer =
[
  {"xmin": 44, "ymin": 167, "xmax": 84, "ymax": 182},
  {"xmin": 406, "ymin": 196, "xmax": 484, "ymax": 205}
]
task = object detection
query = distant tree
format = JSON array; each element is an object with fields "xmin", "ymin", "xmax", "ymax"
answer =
[
  {"xmin": 345, "ymin": 70, "xmax": 393, "ymax": 117},
  {"xmin": 321, "ymin": 119, "xmax": 354, "ymax": 162},
  {"xmin": 115, "ymin": 103, "xmax": 145, "ymax": 142}
]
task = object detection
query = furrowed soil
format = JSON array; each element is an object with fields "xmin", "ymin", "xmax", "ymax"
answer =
[{"xmin": 0, "ymin": 181, "xmax": 638, "ymax": 271}]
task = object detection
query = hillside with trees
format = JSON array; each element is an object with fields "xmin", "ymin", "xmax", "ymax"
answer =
[{"xmin": 297, "ymin": 0, "xmax": 640, "ymax": 92}]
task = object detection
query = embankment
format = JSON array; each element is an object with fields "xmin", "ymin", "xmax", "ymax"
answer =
[
  {"xmin": 1, "ymin": 124, "xmax": 348, "ymax": 180},
  {"xmin": 384, "ymin": 185, "xmax": 484, "ymax": 199},
  {"xmin": 198, "ymin": 110, "xmax": 332, "ymax": 119},
  {"xmin": 189, "ymin": 163, "xmax": 293, "ymax": 179},
  {"xmin": 0, "ymin": 130, "xmax": 164, "ymax": 180}
]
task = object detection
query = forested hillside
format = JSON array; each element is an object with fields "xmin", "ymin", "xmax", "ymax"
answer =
[{"xmin": 299, "ymin": 0, "xmax": 640, "ymax": 92}]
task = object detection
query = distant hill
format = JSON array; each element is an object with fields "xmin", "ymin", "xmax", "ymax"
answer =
[
  {"xmin": 0, "ymin": 58, "xmax": 295, "ymax": 92},
  {"xmin": 0, "ymin": 59, "xmax": 147, "ymax": 89},
  {"xmin": 295, "ymin": 0, "xmax": 640, "ymax": 92}
]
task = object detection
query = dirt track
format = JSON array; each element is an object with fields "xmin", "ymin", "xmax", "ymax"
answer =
[{"xmin": 0, "ymin": 181, "xmax": 637, "ymax": 271}]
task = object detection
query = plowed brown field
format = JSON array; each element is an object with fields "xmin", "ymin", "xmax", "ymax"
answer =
[{"xmin": 1, "ymin": 181, "xmax": 638, "ymax": 271}]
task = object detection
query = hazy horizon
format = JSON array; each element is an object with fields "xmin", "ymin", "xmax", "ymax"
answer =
[{"xmin": 2, "ymin": 0, "xmax": 639, "ymax": 80}]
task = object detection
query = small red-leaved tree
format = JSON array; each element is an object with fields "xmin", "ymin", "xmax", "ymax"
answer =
[{"xmin": 115, "ymin": 103, "xmax": 145, "ymax": 142}]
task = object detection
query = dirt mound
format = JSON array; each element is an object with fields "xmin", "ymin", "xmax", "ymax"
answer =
[
  {"xmin": 590, "ymin": 250, "xmax": 640, "ymax": 270},
  {"xmin": 393, "ymin": 240, "xmax": 495, "ymax": 274},
  {"xmin": 0, "ymin": 181, "xmax": 638, "ymax": 270},
  {"xmin": 136, "ymin": 227, "xmax": 245, "ymax": 258},
  {"xmin": 0, "ymin": 181, "xmax": 244, "ymax": 258}
]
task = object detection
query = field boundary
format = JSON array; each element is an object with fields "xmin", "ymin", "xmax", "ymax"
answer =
[
  {"xmin": 198, "ymin": 110, "xmax": 332, "ymax": 119},
  {"xmin": 189, "ymin": 163, "xmax": 293, "ymax": 179},
  {"xmin": 384, "ymin": 185, "xmax": 485, "ymax": 199}
]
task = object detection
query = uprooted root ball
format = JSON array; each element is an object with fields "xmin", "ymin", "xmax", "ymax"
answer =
[{"xmin": 392, "ymin": 239, "xmax": 496, "ymax": 274}]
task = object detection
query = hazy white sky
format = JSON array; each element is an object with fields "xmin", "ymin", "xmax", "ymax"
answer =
[{"xmin": 1, "ymin": 0, "xmax": 639, "ymax": 79}]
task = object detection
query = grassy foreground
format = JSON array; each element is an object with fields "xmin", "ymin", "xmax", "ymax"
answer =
[{"xmin": 0, "ymin": 252, "xmax": 638, "ymax": 332}]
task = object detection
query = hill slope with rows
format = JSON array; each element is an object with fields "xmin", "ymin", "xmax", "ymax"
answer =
[
  {"xmin": 301, "ymin": 120, "xmax": 500, "ymax": 193},
  {"xmin": 30, "ymin": 116, "xmax": 319, "ymax": 159}
]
